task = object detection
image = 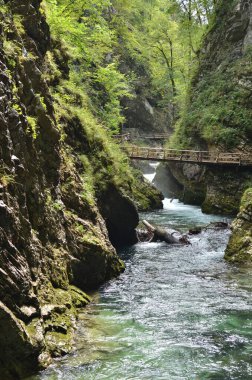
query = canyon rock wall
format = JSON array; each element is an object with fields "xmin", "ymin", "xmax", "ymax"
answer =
[{"xmin": 0, "ymin": 1, "xmax": 163, "ymax": 377}]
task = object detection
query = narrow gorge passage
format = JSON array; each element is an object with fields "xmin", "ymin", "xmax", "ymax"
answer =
[
  {"xmin": 1, "ymin": 1, "xmax": 251, "ymax": 378},
  {"xmin": 27, "ymin": 167, "xmax": 252, "ymax": 380}
]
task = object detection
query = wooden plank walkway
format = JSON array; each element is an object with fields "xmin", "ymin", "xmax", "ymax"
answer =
[
  {"xmin": 113, "ymin": 133, "xmax": 169, "ymax": 141},
  {"xmin": 123, "ymin": 146, "xmax": 252, "ymax": 167},
  {"xmin": 112, "ymin": 133, "xmax": 131, "ymax": 141},
  {"xmin": 139, "ymin": 134, "xmax": 170, "ymax": 140}
]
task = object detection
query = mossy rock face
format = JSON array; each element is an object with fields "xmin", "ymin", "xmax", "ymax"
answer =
[
  {"xmin": 156, "ymin": 162, "xmax": 252, "ymax": 217},
  {"xmin": 202, "ymin": 193, "xmax": 239, "ymax": 215},
  {"xmin": 225, "ymin": 188, "xmax": 252, "ymax": 263},
  {"xmin": 0, "ymin": 1, "xmax": 129, "ymax": 377},
  {"xmin": 171, "ymin": 0, "xmax": 252, "ymax": 150},
  {"xmin": 70, "ymin": 286, "xmax": 91, "ymax": 308},
  {"xmin": 131, "ymin": 169, "xmax": 164, "ymax": 212},
  {"xmin": 168, "ymin": 0, "xmax": 252, "ymax": 217},
  {"xmin": 0, "ymin": 302, "xmax": 41, "ymax": 380},
  {"xmin": 202, "ymin": 168, "xmax": 252, "ymax": 215}
]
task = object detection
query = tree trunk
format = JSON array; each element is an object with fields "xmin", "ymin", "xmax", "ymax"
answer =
[{"xmin": 142, "ymin": 220, "xmax": 186, "ymax": 244}]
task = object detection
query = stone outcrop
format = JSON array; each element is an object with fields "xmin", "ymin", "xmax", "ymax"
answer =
[
  {"xmin": 201, "ymin": 167, "xmax": 252, "ymax": 215},
  {"xmin": 0, "ymin": 2, "xmax": 124, "ymax": 377},
  {"xmin": 98, "ymin": 184, "xmax": 139, "ymax": 247},
  {"xmin": 225, "ymin": 188, "xmax": 252, "ymax": 262}
]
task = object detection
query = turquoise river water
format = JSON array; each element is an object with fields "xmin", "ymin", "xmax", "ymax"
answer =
[{"xmin": 28, "ymin": 198, "xmax": 252, "ymax": 380}]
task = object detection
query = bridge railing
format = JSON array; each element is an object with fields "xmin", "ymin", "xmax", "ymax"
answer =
[
  {"xmin": 112, "ymin": 133, "xmax": 131, "ymax": 141},
  {"xmin": 140, "ymin": 134, "xmax": 170, "ymax": 140},
  {"xmin": 122, "ymin": 146, "xmax": 252, "ymax": 166}
]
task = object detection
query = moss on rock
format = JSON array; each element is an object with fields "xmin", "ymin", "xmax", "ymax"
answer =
[
  {"xmin": 131, "ymin": 169, "xmax": 164, "ymax": 211},
  {"xmin": 225, "ymin": 188, "xmax": 252, "ymax": 263},
  {"xmin": 171, "ymin": 1, "xmax": 252, "ymax": 150}
]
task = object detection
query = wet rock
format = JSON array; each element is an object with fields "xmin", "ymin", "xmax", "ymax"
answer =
[
  {"xmin": 154, "ymin": 162, "xmax": 206, "ymax": 206},
  {"xmin": 98, "ymin": 184, "xmax": 139, "ymax": 247},
  {"xmin": 225, "ymin": 188, "xmax": 252, "ymax": 263},
  {"xmin": 202, "ymin": 168, "xmax": 252, "ymax": 215},
  {"xmin": 0, "ymin": 302, "xmax": 40, "ymax": 380},
  {"xmin": 189, "ymin": 227, "xmax": 202, "ymax": 235}
]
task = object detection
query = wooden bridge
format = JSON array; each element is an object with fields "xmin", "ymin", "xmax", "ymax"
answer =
[
  {"xmin": 139, "ymin": 133, "xmax": 170, "ymax": 140},
  {"xmin": 123, "ymin": 146, "xmax": 252, "ymax": 166},
  {"xmin": 113, "ymin": 133, "xmax": 169, "ymax": 141}
]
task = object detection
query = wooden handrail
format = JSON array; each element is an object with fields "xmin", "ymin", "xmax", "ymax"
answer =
[{"xmin": 122, "ymin": 146, "xmax": 252, "ymax": 167}]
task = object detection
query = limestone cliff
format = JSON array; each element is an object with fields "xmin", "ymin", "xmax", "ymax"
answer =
[{"xmin": 0, "ymin": 1, "xmax": 162, "ymax": 378}]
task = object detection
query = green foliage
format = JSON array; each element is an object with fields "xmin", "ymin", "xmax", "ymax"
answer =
[
  {"xmin": 12, "ymin": 103, "xmax": 22, "ymax": 115},
  {"xmin": 43, "ymin": 50, "xmax": 62, "ymax": 83},
  {"xmin": 79, "ymin": 154, "xmax": 96, "ymax": 207},
  {"xmin": 43, "ymin": 0, "xmax": 132, "ymax": 134},
  {"xmin": 3, "ymin": 39, "xmax": 18, "ymax": 56},
  {"xmin": 43, "ymin": 0, "xmax": 215, "ymax": 132},
  {"xmin": 171, "ymin": 48, "xmax": 252, "ymax": 149},
  {"xmin": 27, "ymin": 116, "xmax": 38, "ymax": 139},
  {"xmin": 13, "ymin": 14, "xmax": 25, "ymax": 35},
  {"xmin": 53, "ymin": 200, "xmax": 64, "ymax": 211},
  {"xmin": 93, "ymin": 63, "xmax": 133, "ymax": 133},
  {"xmin": 36, "ymin": 94, "xmax": 47, "ymax": 111},
  {"xmin": 0, "ymin": 166, "xmax": 15, "ymax": 187},
  {"xmin": 111, "ymin": 0, "xmax": 214, "ymax": 109},
  {"xmin": 44, "ymin": 0, "xmax": 131, "ymax": 133},
  {"xmin": 51, "ymin": 68, "xmax": 134, "ymax": 198}
]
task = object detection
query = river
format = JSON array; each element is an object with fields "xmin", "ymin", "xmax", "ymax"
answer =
[{"xmin": 28, "ymin": 168, "xmax": 252, "ymax": 380}]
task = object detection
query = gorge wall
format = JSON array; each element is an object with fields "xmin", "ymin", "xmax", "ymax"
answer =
[
  {"xmin": 155, "ymin": 0, "xmax": 252, "ymax": 262},
  {"xmin": 119, "ymin": 54, "xmax": 172, "ymax": 138},
  {"xmin": 0, "ymin": 1, "xmax": 163, "ymax": 378},
  {"xmin": 172, "ymin": 0, "xmax": 252, "ymax": 151}
]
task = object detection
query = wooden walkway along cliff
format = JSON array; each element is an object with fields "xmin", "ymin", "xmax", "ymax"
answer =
[
  {"xmin": 139, "ymin": 133, "xmax": 170, "ymax": 140},
  {"xmin": 123, "ymin": 146, "xmax": 252, "ymax": 167},
  {"xmin": 113, "ymin": 133, "xmax": 170, "ymax": 141}
]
